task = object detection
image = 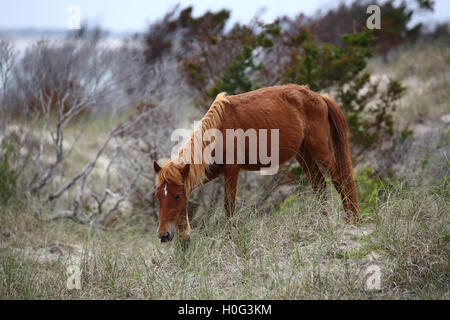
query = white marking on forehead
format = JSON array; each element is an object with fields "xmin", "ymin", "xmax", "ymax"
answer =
[{"xmin": 163, "ymin": 184, "xmax": 168, "ymax": 197}]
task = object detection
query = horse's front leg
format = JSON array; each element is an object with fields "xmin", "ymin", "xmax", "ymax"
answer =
[
  {"xmin": 177, "ymin": 209, "xmax": 191, "ymax": 250},
  {"xmin": 202, "ymin": 164, "xmax": 223, "ymax": 185},
  {"xmin": 223, "ymin": 165, "xmax": 240, "ymax": 218}
]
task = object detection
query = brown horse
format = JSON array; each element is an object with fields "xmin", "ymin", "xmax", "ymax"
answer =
[{"xmin": 153, "ymin": 84, "xmax": 359, "ymax": 245}]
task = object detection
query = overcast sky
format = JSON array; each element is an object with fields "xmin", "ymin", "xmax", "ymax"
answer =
[{"xmin": 0, "ymin": 0, "xmax": 449, "ymax": 33}]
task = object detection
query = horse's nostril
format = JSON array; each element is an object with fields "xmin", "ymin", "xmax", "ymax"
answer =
[{"xmin": 159, "ymin": 232, "xmax": 171, "ymax": 242}]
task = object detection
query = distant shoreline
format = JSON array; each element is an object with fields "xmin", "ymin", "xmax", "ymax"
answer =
[{"xmin": 0, "ymin": 29, "xmax": 142, "ymax": 51}]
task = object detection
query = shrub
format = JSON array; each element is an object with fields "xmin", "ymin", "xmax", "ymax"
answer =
[
  {"xmin": 281, "ymin": 28, "xmax": 407, "ymax": 150},
  {"xmin": 355, "ymin": 167, "xmax": 388, "ymax": 219},
  {"xmin": 282, "ymin": 30, "xmax": 375, "ymax": 91},
  {"xmin": 0, "ymin": 139, "xmax": 18, "ymax": 205},
  {"xmin": 338, "ymin": 74, "xmax": 407, "ymax": 147}
]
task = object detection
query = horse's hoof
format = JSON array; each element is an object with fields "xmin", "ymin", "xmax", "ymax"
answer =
[{"xmin": 181, "ymin": 238, "xmax": 190, "ymax": 250}]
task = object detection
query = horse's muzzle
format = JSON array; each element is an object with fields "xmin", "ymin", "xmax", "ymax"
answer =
[{"xmin": 158, "ymin": 231, "xmax": 174, "ymax": 243}]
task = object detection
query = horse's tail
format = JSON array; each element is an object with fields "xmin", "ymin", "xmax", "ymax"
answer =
[{"xmin": 321, "ymin": 94, "xmax": 359, "ymax": 221}]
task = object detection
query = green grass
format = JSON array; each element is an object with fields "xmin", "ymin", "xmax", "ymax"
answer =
[
  {"xmin": 1, "ymin": 178, "xmax": 448, "ymax": 299},
  {"xmin": 368, "ymin": 42, "xmax": 450, "ymax": 124},
  {"xmin": 1, "ymin": 42, "xmax": 449, "ymax": 300}
]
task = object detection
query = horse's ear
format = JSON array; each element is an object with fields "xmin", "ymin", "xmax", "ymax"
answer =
[
  {"xmin": 181, "ymin": 164, "xmax": 190, "ymax": 179},
  {"xmin": 153, "ymin": 161, "xmax": 161, "ymax": 173}
]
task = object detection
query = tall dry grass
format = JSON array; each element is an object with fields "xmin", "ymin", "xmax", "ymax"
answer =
[{"xmin": 1, "ymin": 177, "xmax": 448, "ymax": 299}]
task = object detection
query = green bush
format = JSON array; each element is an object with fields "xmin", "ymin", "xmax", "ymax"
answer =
[
  {"xmin": 338, "ymin": 74, "xmax": 407, "ymax": 147},
  {"xmin": 206, "ymin": 45, "xmax": 261, "ymax": 98},
  {"xmin": 282, "ymin": 30, "xmax": 375, "ymax": 90},
  {"xmin": 355, "ymin": 167, "xmax": 388, "ymax": 219},
  {"xmin": 282, "ymin": 29, "xmax": 407, "ymax": 149},
  {"xmin": 0, "ymin": 139, "xmax": 18, "ymax": 205}
]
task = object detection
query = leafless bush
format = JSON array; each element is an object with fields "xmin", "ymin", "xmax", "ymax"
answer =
[
  {"xmin": 6, "ymin": 39, "xmax": 119, "ymax": 198},
  {"xmin": 1, "ymin": 23, "xmax": 293, "ymax": 227},
  {"xmin": 0, "ymin": 29, "xmax": 197, "ymax": 226},
  {"xmin": 0, "ymin": 36, "xmax": 16, "ymax": 103}
]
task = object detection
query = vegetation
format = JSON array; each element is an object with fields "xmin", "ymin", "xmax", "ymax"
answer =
[
  {"xmin": 1, "ymin": 173, "xmax": 448, "ymax": 299},
  {"xmin": 0, "ymin": 0, "xmax": 449, "ymax": 299},
  {"xmin": 0, "ymin": 139, "xmax": 18, "ymax": 205}
]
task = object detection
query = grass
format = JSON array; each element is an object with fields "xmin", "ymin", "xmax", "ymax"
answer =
[
  {"xmin": 1, "ymin": 42, "xmax": 449, "ymax": 300},
  {"xmin": 1, "ymin": 178, "xmax": 448, "ymax": 299},
  {"xmin": 368, "ymin": 42, "xmax": 450, "ymax": 124}
]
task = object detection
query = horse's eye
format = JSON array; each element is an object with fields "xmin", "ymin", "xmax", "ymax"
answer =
[{"xmin": 175, "ymin": 194, "xmax": 181, "ymax": 200}]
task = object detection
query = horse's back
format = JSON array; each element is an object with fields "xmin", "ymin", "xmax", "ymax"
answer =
[
  {"xmin": 224, "ymin": 85, "xmax": 303, "ymax": 127},
  {"xmin": 221, "ymin": 85, "xmax": 324, "ymax": 169}
]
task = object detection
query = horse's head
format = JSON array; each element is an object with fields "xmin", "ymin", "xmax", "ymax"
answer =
[{"xmin": 153, "ymin": 160, "xmax": 190, "ymax": 243}]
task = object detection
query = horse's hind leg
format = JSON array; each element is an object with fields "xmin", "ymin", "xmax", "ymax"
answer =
[
  {"xmin": 296, "ymin": 145, "xmax": 327, "ymax": 198},
  {"xmin": 304, "ymin": 135, "xmax": 355, "ymax": 222}
]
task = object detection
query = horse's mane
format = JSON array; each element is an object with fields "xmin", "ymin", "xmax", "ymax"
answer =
[{"xmin": 156, "ymin": 92, "xmax": 229, "ymax": 195}]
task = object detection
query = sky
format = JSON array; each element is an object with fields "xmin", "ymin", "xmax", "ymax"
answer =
[{"xmin": 0, "ymin": 0, "xmax": 449, "ymax": 34}]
